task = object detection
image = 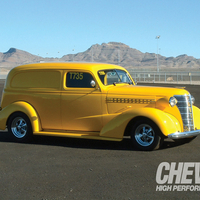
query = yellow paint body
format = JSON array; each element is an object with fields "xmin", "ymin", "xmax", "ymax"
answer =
[{"xmin": 0, "ymin": 62, "xmax": 200, "ymax": 141}]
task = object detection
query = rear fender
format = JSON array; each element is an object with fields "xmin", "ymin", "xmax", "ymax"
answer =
[
  {"xmin": 100, "ymin": 107, "xmax": 181, "ymax": 139},
  {"xmin": 0, "ymin": 101, "xmax": 40, "ymax": 132}
]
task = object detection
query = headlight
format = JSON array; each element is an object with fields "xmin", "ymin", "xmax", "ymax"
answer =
[
  {"xmin": 169, "ymin": 96, "xmax": 177, "ymax": 107},
  {"xmin": 191, "ymin": 95, "xmax": 195, "ymax": 105}
]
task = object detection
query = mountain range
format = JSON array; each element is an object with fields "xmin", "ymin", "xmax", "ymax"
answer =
[{"xmin": 1, "ymin": 42, "xmax": 200, "ymax": 71}]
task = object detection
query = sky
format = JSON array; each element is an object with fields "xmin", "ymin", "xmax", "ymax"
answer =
[{"xmin": 1, "ymin": 0, "xmax": 200, "ymax": 58}]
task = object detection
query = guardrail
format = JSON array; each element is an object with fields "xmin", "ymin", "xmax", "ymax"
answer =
[{"xmin": 129, "ymin": 71, "xmax": 200, "ymax": 85}]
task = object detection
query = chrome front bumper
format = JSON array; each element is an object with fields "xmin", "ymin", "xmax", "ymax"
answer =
[{"xmin": 168, "ymin": 130, "xmax": 200, "ymax": 139}]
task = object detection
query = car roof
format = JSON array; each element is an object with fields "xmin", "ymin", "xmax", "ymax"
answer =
[{"xmin": 12, "ymin": 62, "xmax": 125, "ymax": 72}]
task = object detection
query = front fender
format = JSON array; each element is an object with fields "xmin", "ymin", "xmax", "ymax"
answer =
[
  {"xmin": 0, "ymin": 101, "xmax": 40, "ymax": 132},
  {"xmin": 193, "ymin": 105, "xmax": 200, "ymax": 130},
  {"xmin": 100, "ymin": 107, "xmax": 181, "ymax": 139}
]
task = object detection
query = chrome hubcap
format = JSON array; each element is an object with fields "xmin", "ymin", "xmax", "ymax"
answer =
[
  {"xmin": 135, "ymin": 124, "xmax": 155, "ymax": 146},
  {"xmin": 11, "ymin": 117, "xmax": 27, "ymax": 138}
]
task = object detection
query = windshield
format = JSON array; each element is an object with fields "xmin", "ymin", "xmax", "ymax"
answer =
[{"xmin": 98, "ymin": 69, "xmax": 133, "ymax": 85}]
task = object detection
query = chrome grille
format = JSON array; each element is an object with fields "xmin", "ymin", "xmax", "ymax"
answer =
[{"xmin": 174, "ymin": 95, "xmax": 194, "ymax": 131}]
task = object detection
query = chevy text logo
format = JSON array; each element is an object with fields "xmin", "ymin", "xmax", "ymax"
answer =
[{"xmin": 156, "ymin": 162, "xmax": 200, "ymax": 191}]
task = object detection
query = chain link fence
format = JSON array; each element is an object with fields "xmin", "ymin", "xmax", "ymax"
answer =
[{"xmin": 128, "ymin": 71, "xmax": 200, "ymax": 85}]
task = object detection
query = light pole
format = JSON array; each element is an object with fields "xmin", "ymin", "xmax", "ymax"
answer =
[
  {"xmin": 156, "ymin": 35, "xmax": 160, "ymax": 72},
  {"xmin": 72, "ymin": 49, "xmax": 74, "ymax": 61},
  {"xmin": 118, "ymin": 46, "xmax": 120, "ymax": 65}
]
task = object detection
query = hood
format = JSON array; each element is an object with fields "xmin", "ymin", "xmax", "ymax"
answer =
[{"xmin": 107, "ymin": 85, "xmax": 189, "ymax": 97}]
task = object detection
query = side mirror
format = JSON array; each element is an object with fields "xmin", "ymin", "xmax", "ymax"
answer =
[{"xmin": 90, "ymin": 80, "xmax": 96, "ymax": 88}]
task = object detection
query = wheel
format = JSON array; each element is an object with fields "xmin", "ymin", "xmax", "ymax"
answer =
[
  {"xmin": 8, "ymin": 112, "xmax": 33, "ymax": 142},
  {"xmin": 131, "ymin": 119, "xmax": 163, "ymax": 151}
]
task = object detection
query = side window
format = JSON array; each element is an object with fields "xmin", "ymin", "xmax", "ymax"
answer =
[{"xmin": 66, "ymin": 72, "xmax": 94, "ymax": 88}]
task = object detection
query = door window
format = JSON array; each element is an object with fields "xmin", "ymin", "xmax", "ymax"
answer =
[{"xmin": 66, "ymin": 72, "xmax": 94, "ymax": 88}]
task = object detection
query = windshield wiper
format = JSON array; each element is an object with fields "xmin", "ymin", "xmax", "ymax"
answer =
[{"xmin": 112, "ymin": 82, "xmax": 132, "ymax": 86}]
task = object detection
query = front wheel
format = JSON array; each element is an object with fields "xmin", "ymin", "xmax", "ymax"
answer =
[
  {"xmin": 131, "ymin": 119, "xmax": 163, "ymax": 151},
  {"xmin": 7, "ymin": 112, "xmax": 33, "ymax": 142}
]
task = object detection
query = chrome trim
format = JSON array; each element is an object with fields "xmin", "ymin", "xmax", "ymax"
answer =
[
  {"xmin": 134, "ymin": 123, "xmax": 155, "ymax": 146},
  {"xmin": 168, "ymin": 130, "xmax": 200, "ymax": 139},
  {"xmin": 174, "ymin": 95, "xmax": 194, "ymax": 132},
  {"xmin": 11, "ymin": 117, "xmax": 28, "ymax": 138},
  {"xmin": 106, "ymin": 98, "xmax": 155, "ymax": 104}
]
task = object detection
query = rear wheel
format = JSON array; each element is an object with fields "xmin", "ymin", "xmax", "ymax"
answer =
[
  {"xmin": 8, "ymin": 112, "xmax": 33, "ymax": 142},
  {"xmin": 131, "ymin": 119, "xmax": 163, "ymax": 151}
]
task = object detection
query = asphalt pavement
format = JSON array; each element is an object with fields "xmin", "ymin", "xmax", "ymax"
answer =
[{"xmin": 0, "ymin": 81, "xmax": 200, "ymax": 200}]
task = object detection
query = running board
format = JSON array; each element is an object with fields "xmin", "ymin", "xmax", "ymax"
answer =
[{"xmin": 33, "ymin": 131, "xmax": 122, "ymax": 141}]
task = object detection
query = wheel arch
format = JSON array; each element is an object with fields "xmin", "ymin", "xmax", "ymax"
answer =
[
  {"xmin": 7, "ymin": 111, "xmax": 33, "ymax": 142},
  {"xmin": 0, "ymin": 101, "xmax": 41, "ymax": 132},
  {"xmin": 124, "ymin": 116, "xmax": 164, "ymax": 137},
  {"xmin": 100, "ymin": 107, "xmax": 181, "ymax": 139},
  {"xmin": 7, "ymin": 111, "xmax": 32, "ymax": 129},
  {"xmin": 124, "ymin": 108, "xmax": 182, "ymax": 137}
]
